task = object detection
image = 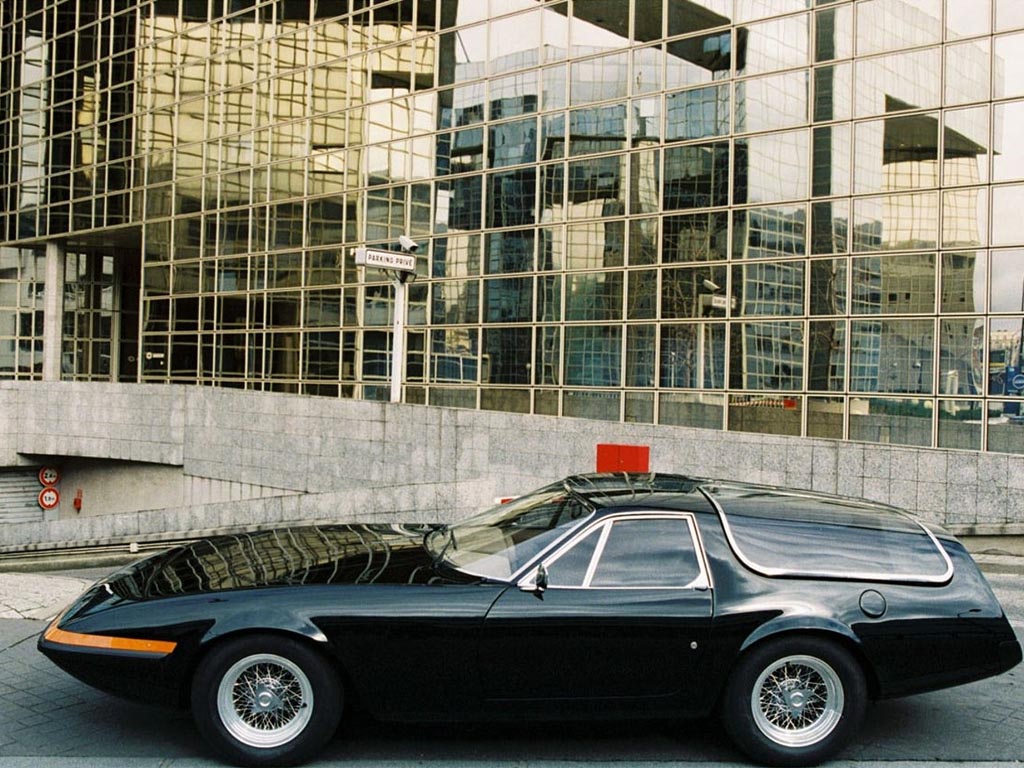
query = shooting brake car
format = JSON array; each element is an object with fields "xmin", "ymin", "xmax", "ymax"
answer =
[{"xmin": 40, "ymin": 473, "xmax": 1021, "ymax": 767}]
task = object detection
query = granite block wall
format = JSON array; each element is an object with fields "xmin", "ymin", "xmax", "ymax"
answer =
[{"xmin": 2, "ymin": 382, "xmax": 1023, "ymax": 554}]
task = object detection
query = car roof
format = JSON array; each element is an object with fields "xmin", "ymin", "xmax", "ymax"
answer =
[
  {"xmin": 562, "ymin": 472, "xmax": 715, "ymax": 514},
  {"xmin": 563, "ymin": 472, "xmax": 911, "ymax": 518},
  {"xmin": 563, "ymin": 473, "xmax": 953, "ymax": 583}
]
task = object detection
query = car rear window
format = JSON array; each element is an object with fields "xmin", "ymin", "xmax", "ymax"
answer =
[{"xmin": 702, "ymin": 483, "xmax": 952, "ymax": 583}]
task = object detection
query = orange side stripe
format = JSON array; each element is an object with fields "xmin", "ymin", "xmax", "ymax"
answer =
[{"xmin": 44, "ymin": 625, "xmax": 177, "ymax": 656}]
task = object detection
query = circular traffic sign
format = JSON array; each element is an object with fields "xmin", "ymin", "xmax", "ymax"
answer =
[
  {"xmin": 38, "ymin": 487, "xmax": 60, "ymax": 510},
  {"xmin": 38, "ymin": 466, "xmax": 60, "ymax": 486}
]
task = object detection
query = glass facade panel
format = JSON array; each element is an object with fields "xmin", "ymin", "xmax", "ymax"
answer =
[
  {"xmin": 996, "ymin": 0, "xmax": 1024, "ymax": 32},
  {"xmin": 992, "ymin": 185, "xmax": 1024, "ymax": 246},
  {"xmin": 857, "ymin": 0, "xmax": 942, "ymax": 55},
  {"xmin": 849, "ymin": 397, "xmax": 933, "ymax": 447},
  {"xmin": 854, "ymin": 48, "xmax": 941, "ymax": 118},
  {"xmin": 807, "ymin": 396, "xmax": 844, "ymax": 439},
  {"xmin": 659, "ymin": 391, "xmax": 725, "ymax": 428},
  {"xmin": 735, "ymin": 131, "xmax": 809, "ymax": 204},
  {"xmin": 661, "ymin": 322, "xmax": 726, "ymax": 389},
  {"xmin": 737, "ymin": 72, "xmax": 807, "ymax": 134},
  {"xmin": 947, "ymin": 0, "xmax": 991, "ymax": 39},
  {"xmin": 943, "ymin": 107, "xmax": 988, "ymax": 185},
  {"xmin": 667, "ymin": 85, "xmax": 730, "ymax": 140},
  {"xmin": 728, "ymin": 394, "xmax": 803, "ymax": 436},
  {"xmin": 626, "ymin": 324, "xmax": 655, "ymax": 387},
  {"xmin": 814, "ymin": 63, "xmax": 853, "ymax": 122},
  {"xmin": 993, "ymin": 101, "xmax": 1024, "ymax": 182},
  {"xmin": 993, "ymin": 33, "xmax": 1024, "ymax": 99},
  {"xmin": 854, "ymin": 115, "xmax": 938, "ymax": 196},
  {"xmin": 0, "ymin": 0, "xmax": 1021, "ymax": 452},
  {"xmin": 664, "ymin": 212, "xmax": 728, "ymax": 263},
  {"xmin": 938, "ymin": 400, "xmax": 982, "ymax": 451},
  {"xmin": 989, "ymin": 251, "xmax": 1024, "ymax": 312},
  {"xmin": 663, "ymin": 142, "xmax": 729, "ymax": 209},
  {"xmin": 808, "ymin": 320, "xmax": 846, "ymax": 392},
  {"xmin": 741, "ymin": 14, "xmax": 809, "ymax": 75},
  {"xmin": 945, "ymin": 40, "xmax": 991, "ymax": 106},
  {"xmin": 0, "ymin": 248, "xmax": 46, "ymax": 379},
  {"xmin": 815, "ymin": 4, "xmax": 853, "ymax": 63},
  {"xmin": 565, "ymin": 325, "xmax": 621, "ymax": 387},
  {"xmin": 939, "ymin": 317, "xmax": 983, "ymax": 396},
  {"xmin": 852, "ymin": 193, "xmax": 938, "ymax": 252},
  {"xmin": 941, "ymin": 251, "xmax": 986, "ymax": 313}
]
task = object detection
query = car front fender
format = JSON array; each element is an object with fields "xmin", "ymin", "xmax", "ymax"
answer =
[{"xmin": 199, "ymin": 606, "xmax": 329, "ymax": 646}]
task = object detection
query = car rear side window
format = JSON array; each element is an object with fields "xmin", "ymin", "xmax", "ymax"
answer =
[{"xmin": 704, "ymin": 484, "xmax": 952, "ymax": 583}]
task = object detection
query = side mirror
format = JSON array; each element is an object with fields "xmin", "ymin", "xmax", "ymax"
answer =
[
  {"xmin": 536, "ymin": 562, "xmax": 548, "ymax": 592},
  {"xmin": 519, "ymin": 562, "xmax": 548, "ymax": 594}
]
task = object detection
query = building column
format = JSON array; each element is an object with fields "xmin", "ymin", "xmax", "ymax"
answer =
[{"xmin": 42, "ymin": 240, "xmax": 65, "ymax": 381}]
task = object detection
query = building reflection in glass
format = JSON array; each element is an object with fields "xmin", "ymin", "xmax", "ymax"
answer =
[{"xmin": 4, "ymin": 0, "xmax": 1024, "ymax": 453}]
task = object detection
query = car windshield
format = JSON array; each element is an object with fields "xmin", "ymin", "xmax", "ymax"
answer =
[{"xmin": 426, "ymin": 484, "xmax": 593, "ymax": 580}]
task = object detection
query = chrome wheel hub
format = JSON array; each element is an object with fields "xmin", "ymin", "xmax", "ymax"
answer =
[
  {"xmin": 783, "ymin": 688, "xmax": 808, "ymax": 716},
  {"xmin": 751, "ymin": 654, "xmax": 844, "ymax": 748},
  {"xmin": 216, "ymin": 653, "xmax": 314, "ymax": 748},
  {"xmin": 252, "ymin": 684, "xmax": 283, "ymax": 713}
]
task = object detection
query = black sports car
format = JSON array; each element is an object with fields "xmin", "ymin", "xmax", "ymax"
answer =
[{"xmin": 39, "ymin": 473, "xmax": 1021, "ymax": 767}]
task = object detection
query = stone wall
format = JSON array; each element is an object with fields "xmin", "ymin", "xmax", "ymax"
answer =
[{"xmin": 2, "ymin": 381, "xmax": 1023, "ymax": 554}]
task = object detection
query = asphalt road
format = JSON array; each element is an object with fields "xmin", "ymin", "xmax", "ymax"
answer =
[{"xmin": 0, "ymin": 570, "xmax": 1020, "ymax": 768}]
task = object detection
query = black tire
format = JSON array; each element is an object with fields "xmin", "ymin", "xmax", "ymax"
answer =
[
  {"xmin": 190, "ymin": 634, "xmax": 342, "ymax": 767},
  {"xmin": 720, "ymin": 636, "xmax": 867, "ymax": 767}
]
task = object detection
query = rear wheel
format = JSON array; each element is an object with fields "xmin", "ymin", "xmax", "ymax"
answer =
[
  {"xmin": 721, "ymin": 636, "xmax": 866, "ymax": 767},
  {"xmin": 191, "ymin": 634, "xmax": 342, "ymax": 766}
]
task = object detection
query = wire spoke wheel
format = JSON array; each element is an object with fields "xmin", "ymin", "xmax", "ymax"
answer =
[
  {"xmin": 216, "ymin": 653, "xmax": 315, "ymax": 749},
  {"xmin": 751, "ymin": 654, "xmax": 844, "ymax": 748}
]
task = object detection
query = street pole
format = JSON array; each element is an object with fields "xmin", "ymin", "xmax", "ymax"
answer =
[
  {"xmin": 390, "ymin": 275, "xmax": 407, "ymax": 404},
  {"xmin": 353, "ymin": 242, "xmax": 417, "ymax": 405}
]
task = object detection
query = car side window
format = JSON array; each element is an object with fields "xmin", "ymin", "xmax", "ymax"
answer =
[
  {"xmin": 542, "ymin": 515, "xmax": 704, "ymax": 589},
  {"xmin": 545, "ymin": 528, "xmax": 601, "ymax": 587},
  {"xmin": 589, "ymin": 518, "xmax": 701, "ymax": 588}
]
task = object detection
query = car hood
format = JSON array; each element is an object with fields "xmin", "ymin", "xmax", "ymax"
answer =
[{"xmin": 100, "ymin": 523, "xmax": 471, "ymax": 601}]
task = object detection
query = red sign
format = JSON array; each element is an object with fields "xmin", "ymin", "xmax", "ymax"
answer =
[
  {"xmin": 38, "ymin": 487, "xmax": 60, "ymax": 510},
  {"xmin": 596, "ymin": 443, "xmax": 651, "ymax": 473},
  {"xmin": 38, "ymin": 466, "xmax": 60, "ymax": 486}
]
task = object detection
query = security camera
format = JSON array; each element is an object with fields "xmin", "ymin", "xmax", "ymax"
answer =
[{"xmin": 399, "ymin": 235, "xmax": 419, "ymax": 253}]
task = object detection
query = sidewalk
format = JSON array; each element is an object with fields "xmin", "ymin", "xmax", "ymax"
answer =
[{"xmin": 0, "ymin": 571, "xmax": 93, "ymax": 621}]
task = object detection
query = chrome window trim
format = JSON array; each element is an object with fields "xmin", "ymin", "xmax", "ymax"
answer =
[
  {"xmin": 699, "ymin": 488, "xmax": 955, "ymax": 585},
  {"xmin": 581, "ymin": 522, "xmax": 612, "ymax": 587},
  {"xmin": 516, "ymin": 510, "xmax": 712, "ymax": 591}
]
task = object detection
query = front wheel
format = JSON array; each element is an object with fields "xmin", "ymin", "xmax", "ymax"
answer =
[
  {"xmin": 721, "ymin": 636, "xmax": 867, "ymax": 767},
  {"xmin": 191, "ymin": 634, "xmax": 342, "ymax": 766}
]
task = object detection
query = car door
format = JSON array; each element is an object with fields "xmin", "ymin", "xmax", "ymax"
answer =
[
  {"xmin": 315, "ymin": 582, "xmax": 505, "ymax": 719},
  {"xmin": 478, "ymin": 512, "xmax": 713, "ymax": 714}
]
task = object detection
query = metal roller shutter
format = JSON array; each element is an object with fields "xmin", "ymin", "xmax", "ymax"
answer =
[{"xmin": 0, "ymin": 469, "xmax": 44, "ymax": 523}]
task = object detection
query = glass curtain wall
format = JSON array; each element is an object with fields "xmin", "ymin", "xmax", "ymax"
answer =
[{"xmin": 3, "ymin": 0, "xmax": 1024, "ymax": 453}]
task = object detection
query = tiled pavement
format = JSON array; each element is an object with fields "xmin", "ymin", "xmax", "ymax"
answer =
[
  {"xmin": 0, "ymin": 571, "xmax": 203, "ymax": 760},
  {"xmin": 0, "ymin": 568, "xmax": 1021, "ymax": 763}
]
